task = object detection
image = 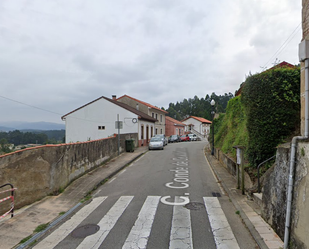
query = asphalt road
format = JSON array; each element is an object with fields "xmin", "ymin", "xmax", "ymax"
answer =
[{"xmin": 33, "ymin": 141, "xmax": 258, "ymax": 249}]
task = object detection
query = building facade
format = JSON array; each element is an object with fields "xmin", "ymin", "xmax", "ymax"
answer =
[
  {"xmin": 61, "ymin": 96, "xmax": 156, "ymax": 146},
  {"xmin": 165, "ymin": 116, "xmax": 185, "ymax": 137},
  {"xmin": 116, "ymin": 95, "xmax": 168, "ymax": 135},
  {"xmin": 181, "ymin": 116, "xmax": 212, "ymax": 137}
]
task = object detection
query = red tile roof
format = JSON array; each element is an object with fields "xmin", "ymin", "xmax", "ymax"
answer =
[
  {"xmin": 61, "ymin": 96, "xmax": 157, "ymax": 122},
  {"xmin": 117, "ymin": 94, "xmax": 168, "ymax": 114},
  {"xmin": 181, "ymin": 116, "xmax": 212, "ymax": 124},
  {"xmin": 166, "ymin": 116, "xmax": 185, "ymax": 126}
]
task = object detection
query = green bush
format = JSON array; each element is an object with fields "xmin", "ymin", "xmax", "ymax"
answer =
[
  {"xmin": 212, "ymin": 65, "xmax": 300, "ymax": 167},
  {"xmin": 241, "ymin": 66, "xmax": 300, "ymax": 166},
  {"xmin": 210, "ymin": 96, "xmax": 248, "ymax": 158}
]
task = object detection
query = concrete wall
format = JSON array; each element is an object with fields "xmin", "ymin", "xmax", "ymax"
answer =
[
  {"xmin": 214, "ymin": 148, "xmax": 253, "ymax": 189},
  {"xmin": 0, "ymin": 133, "xmax": 138, "ymax": 211},
  {"xmin": 262, "ymin": 142, "xmax": 309, "ymax": 248}
]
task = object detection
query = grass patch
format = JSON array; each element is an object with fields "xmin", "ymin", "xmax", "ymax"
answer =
[
  {"xmin": 20, "ymin": 235, "xmax": 32, "ymax": 244},
  {"xmin": 235, "ymin": 210, "xmax": 240, "ymax": 215},
  {"xmin": 81, "ymin": 194, "xmax": 92, "ymax": 203},
  {"xmin": 34, "ymin": 223, "xmax": 49, "ymax": 233},
  {"xmin": 59, "ymin": 211, "xmax": 66, "ymax": 215}
]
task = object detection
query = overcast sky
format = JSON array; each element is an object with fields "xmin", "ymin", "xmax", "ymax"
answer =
[{"xmin": 0, "ymin": 0, "xmax": 302, "ymax": 124}]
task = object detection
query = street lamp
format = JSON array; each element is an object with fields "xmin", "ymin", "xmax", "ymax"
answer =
[{"xmin": 210, "ymin": 99, "xmax": 215, "ymax": 155}]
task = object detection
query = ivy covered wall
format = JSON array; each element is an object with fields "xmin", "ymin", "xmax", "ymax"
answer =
[{"xmin": 212, "ymin": 64, "xmax": 300, "ymax": 167}]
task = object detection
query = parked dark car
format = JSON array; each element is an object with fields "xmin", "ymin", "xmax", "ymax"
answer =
[
  {"xmin": 180, "ymin": 134, "xmax": 190, "ymax": 142},
  {"xmin": 168, "ymin": 135, "xmax": 180, "ymax": 143}
]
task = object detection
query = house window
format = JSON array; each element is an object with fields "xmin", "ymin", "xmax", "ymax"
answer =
[
  {"xmin": 160, "ymin": 115, "xmax": 162, "ymax": 122},
  {"xmin": 98, "ymin": 126, "xmax": 105, "ymax": 130},
  {"xmin": 160, "ymin": 129, "xmax": 163, "ymax": 134},
  {"xmin": 152, "ymin": 113, "xmax": 154, "ymax": 118},
  {"xmin": 155, "ymin": 128, "xmax": 158, "ymax": 135},
  {"xmin": 155, "ymin": 114, "xmax": 158, "ymax": 120},
  {"xmin": 176, "ymin": 128, "xmax": 178, "ymax": 135}
]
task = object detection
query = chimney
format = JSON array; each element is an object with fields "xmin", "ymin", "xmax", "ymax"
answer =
[
  {"xmin": 112, "ymin": 95, "xmax": 116, "ymax": 100},
  {"xmin": 136, "ymin": 103, "xmax": 139, "ymax": 110}
]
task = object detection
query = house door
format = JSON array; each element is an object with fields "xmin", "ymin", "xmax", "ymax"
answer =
[{"xmin": 146, "ymin": 126, "xmax": 149, "ymax": 144}]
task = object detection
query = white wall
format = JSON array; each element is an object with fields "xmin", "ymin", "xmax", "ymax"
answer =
[
  {"xmin": 139, "ymin": 120, "xmax": 155, "ymax": 140},
  {"xmin": 182, "ymin": 118, "xmax": 211, "ymax": 135},
  {"xmin": 64, "ymin": 98, "xmax": 139, "ymax": 143}
]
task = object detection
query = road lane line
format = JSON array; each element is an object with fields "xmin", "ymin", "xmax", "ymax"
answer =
[
  {"xmin": 122, "ymin": 196, "xmax": 161, "ymax": 249},
  {"xmin": 32, "ymin": 196, "xmax": 107, "ymax": 249},
  {"xmin": 203, "ymin": 197, "xmax": 240, "ymax": 249},
  {"xmin": 169, "ymin": 196, "xmax": 193, "ymax": 249},
  {"xmin": 107, "ymin": 178, "xmax": 116, "ymax": 184},
  {"xmin": 203, "ymin": 153, "xmax": 225, "ymax": 195},
  {"xmin": 76, "ymin": 196, "xmax": 134, "ymax": 249}
]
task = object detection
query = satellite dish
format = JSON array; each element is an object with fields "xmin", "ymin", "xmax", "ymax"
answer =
[{"xmin": 132, "ymin": 118, "xmax": 138, "ymax": 123}]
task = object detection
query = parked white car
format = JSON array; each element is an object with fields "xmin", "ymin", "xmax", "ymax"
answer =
[
  {"xmin": 154, "ymin": 134, "xmax": 168, "ymax": 146},
  {"xmin": 188, "ymin": 134, "xmax": 197, "ymax": 141},
  {"xmin": 149, "ymin": 137, "xmax": 164, "ymax": 150}
]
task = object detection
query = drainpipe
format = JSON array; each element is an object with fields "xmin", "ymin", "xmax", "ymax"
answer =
[{"xmin": 284, "ymin": 40, "xmax": 309, "ymax": 249}]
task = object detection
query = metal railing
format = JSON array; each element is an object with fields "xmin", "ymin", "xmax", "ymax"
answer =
[
  {"xmin": 0, "ymin": 183, "xmax": 16, "ymax": 219},
  {"xmin": 257, "ymin": 155, "xmax": 276, "ymax": 193}
]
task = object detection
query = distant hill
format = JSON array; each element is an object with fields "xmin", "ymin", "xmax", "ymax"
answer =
[{"xmin": 0, "ymin": 121, "xmax": 65, "ymax": 131}]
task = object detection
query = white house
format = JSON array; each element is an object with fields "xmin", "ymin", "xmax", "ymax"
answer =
[
  {"xmin": 61, "ymin": 96, "xmax": 156, "ymax": 145},
  {"xmin": 181, "ymin": 116, "xmax": 212, "ymax": 138}
]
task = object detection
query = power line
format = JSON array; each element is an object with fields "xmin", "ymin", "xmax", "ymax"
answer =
[
  {"xmin": 0, "ymin": 95, "xmax": 136, "ymax": 124},
  {"xmin": 262, "ymin": 23, "xmax": 301, "ymax": 70},
  {"xmin": 0, "ymin": 95, "xmax": 63, "ymax": 116}
]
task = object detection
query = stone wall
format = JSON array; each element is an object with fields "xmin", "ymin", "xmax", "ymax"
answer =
[
  {"xmin": 262, "ymin": 142, "xmax": 309, "ymax": 248},
  {"xmin": 0, "ymin": 133, "xmax": 138, "ymax": 211},
  {"xmin": 214, "ymin": 148, "xmax": 253, "ymax": 189}
]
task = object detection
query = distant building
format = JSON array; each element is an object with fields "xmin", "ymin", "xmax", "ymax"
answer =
[
  {"xmin": 61, "ymin": 96, "xmax": 156, "ymax": 146},
  {"xmin": 181, "ymin": 116, "xmax": 212, "ymax": 137},
  {"xmin": 116, "ymin": 95, "xmax": 168, "ymax": 135},
  {"xmin": 165, "ymin": 116, "xmax": 185, "ymax": 137}
]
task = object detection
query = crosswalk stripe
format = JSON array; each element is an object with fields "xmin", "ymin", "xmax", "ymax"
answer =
[
  {"xmin": 76, "ymin": 196, "xmax": 134, "ymax": 249},
  {"xmin": 122, "ymin": 196, "xmax": 160, "ymax": 249},
  {"xmin": 169, "ymin": 196, "xmax": 193, "ymax": 249},
  {"xmin": 32, "ymin": 196, "xmax": 107, "ymax": 249},
  {"xmin": 203, "ymin": 197, "xmax": 240, "ymax": 249}
]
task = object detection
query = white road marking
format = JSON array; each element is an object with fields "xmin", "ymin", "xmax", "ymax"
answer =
[
  {"xmin": 204, "ymin": 153, "xmax": 225, "ymax": 195},
  {"xmin": 118, "ymin": 169, "xmax": 126, "ymax": 175},
  {"xmin": 107, "ymin": 178, "xmax": 116, "ymax": 184},
  {"xmin": 32, "ymin": 196, "xmax": 107, "ymax": 249},
  {"xmin": 122, "ymin": 196, "xmax": 160, "ymax": 249},
  {"xmin": 204, "ymin": 197, "xmax": 240, "ymax": 249},
  {"xmin": 169, "ymin": 196, "xmax": 193, "ymax": 249},
  {"xmin": 77, "ymin": 196, "xmax": 134, "ymax": 249}
]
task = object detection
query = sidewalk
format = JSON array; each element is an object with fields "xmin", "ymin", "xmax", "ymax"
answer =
[
  {"xmin": 0, "ymin": 146, "xmax": 148, "ymax": 249},
  {"xmin": 204, "ymin": 150, "xmax": 284, "ymax": 249}
]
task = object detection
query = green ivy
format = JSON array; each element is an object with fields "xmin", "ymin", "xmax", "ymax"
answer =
[
  {"xmin": 241, "ymin": 66, "xmax": 300, "ymax": 166},
  {"xmin": 210, "ymin": 96, "xmax": 248, "ymax": 158},
  {"xmin": 211, "ymin": 66, "xmax": 300, "ymax": 167}
]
